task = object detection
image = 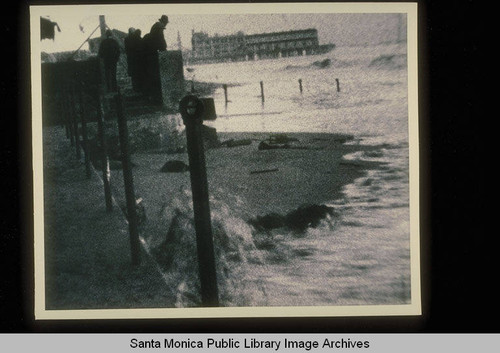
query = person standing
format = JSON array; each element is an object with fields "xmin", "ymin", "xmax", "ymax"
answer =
[
  {"xmin": 98, "ymin": 30, "xmax": 121, "ymax": 92},
  {"xmin": 124, "ymin": 27, "xmax": 135, "ymax": 80},
  {"xmin": 124, "ymin": 28, "xmax": 143, "ymax": 92},
  {"xmin": 142, "ymin": 15, "xmax": 169, "ymax": 104},
  {"xmin": 148, "ymin": 15, "xmax": 168, "ymax": 52}
]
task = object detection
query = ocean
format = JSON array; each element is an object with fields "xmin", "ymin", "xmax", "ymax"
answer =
[{"xmin": 143, "ymin": 42, "xmax": 412, "ymax": 308}]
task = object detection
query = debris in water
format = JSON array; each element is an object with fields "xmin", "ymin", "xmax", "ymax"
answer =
[{"xmin": 250, "ymin": 168, "xmax": 279, "ymax": 175}]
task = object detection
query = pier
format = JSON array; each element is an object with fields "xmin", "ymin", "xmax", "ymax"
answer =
[{"xmin": 190, "ymin": 28, "xmax": 334, "ymax": 64}]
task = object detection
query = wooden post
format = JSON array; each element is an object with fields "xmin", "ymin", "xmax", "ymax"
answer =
[
  {"xmin": 260, "ymin": 80, "xmax": 265, "ymax": 103},
  {"xmin": 61, "ymin": 91, "xmax": 71, "ymax": 141},
  {"xmin": 298, "ymin": 78, "xmax": 303, "ymax": 94},
  {"xmin": 64, "ymin": 117, "xmax": 70, "ymax": 139},
  {"xmin": 99, "ymin": 15, "xmax": 107, "ymax": 37},
  {"xmin": 223, "ymin": 84, "xmax": 228, "ymax": 106},
  {"xmin": 179, "ymin": 95, "xmax": 219, "ymax": 307},
  {"xmin": 63, "ymin": 89, "xmax": 75, "ymax": 146},
  {"xmin": 115, "ymin": 92, "xmax": 141, "ymax": 266},
  {"xmin": 78, "ymin": 83, "xmax": 91, "ymax": 179},
  {"xmin": 69, "ymin": 85, "xmax": 81, "ymax": 160},
  {"xmin": 335, "ymin": 78, "xmax": 340, "ymax": 92},
  {"xmin": 58, "ymin": 93, "xmax": 70, "ymax": 139},
  {"xmin": 96, "ymin": 91, "xmax": 113, "ymax": 212}
]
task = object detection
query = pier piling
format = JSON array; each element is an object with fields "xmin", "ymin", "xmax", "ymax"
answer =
[
  {"xmin": 260, "ymin": 81, "xmax": 265, "ymax": 103},
  {"xmin": 223, "ymin": 84, "xmax": 229, "ymax": 106}
]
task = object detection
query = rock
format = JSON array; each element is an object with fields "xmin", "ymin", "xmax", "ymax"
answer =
[
  {"xmin": 160, "ymin": 160, "xmax": 189, "ymax": 173},
  {"xmin": 284, "ymin": 204, "xmax": 336, "ymax": 232},
  {"xmin": 248, "ymin": 204, "xmax": 336, "ymax": 233},
  {"xmin": 312, "ymin": 58, "xmax": 332, "ymax": 68}
]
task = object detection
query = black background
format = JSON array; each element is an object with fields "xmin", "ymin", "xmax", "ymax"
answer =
[{"xmin": 2, "ymin": 0, "xmax": 492, "ymax": 333}]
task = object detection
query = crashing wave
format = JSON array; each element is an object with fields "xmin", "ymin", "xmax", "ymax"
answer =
[
  {"xmin": 369, "ymin": 54, "xmax": 407, "ymax": 69},
  {"xmin": 248, "ymin": 204, "xmax": 338, "ymax": 234},
  {"xmin": 148, "ymin": 188, "xmax": 266, "ymax": 307}
]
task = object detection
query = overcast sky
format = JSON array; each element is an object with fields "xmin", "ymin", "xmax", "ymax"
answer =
[{"xmin": 36, "ymin": 4, "xmax": 407, "ymax": 53}]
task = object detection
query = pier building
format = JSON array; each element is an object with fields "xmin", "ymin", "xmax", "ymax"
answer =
[{"xmin": 190, "ymin": 28, "xmax": 334, "ymax": 64}]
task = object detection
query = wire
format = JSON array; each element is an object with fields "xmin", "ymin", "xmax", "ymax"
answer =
[{"xmin": 67, "ymin": 23, "xmax": 101, "ymax": 61}]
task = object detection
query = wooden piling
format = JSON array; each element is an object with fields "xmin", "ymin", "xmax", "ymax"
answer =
[
  {"xmin": 77, "ymin": 83, "xmax": 91, "ymax": 179},
  {"xmin": 223, "ymin": 84, "xmax": 229, "ymax": 106},
  {"xmin": 335, "ymin": 78, "xmax": 340, "ymax": 92},
  {"xmin": 260, "ymin": 81, "xmax": 265, "ymax": 103},
  {"xmin": 63, "ymin": 91, "xmax": 75, "ymax": 146},
  {"xmin": 299, "ymin": 78, "xmax": 303, "ymax": 94},
  {"xmin": 69, "ymin": 85, "xmax": 81, "ymax": 160},
  {"xmin": 58, "ymin": 94, "xmax": 70, "ymax": 139},
  {"xmin": 96, "ymin": 91, "xmax": 113, "ymax": 212},
  {"xmin": 114, "ymin": 92, "xmax": 141, "ymax": 266}
]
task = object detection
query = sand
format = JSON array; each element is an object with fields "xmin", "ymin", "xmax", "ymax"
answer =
[{"xmin": 41, "ymin": 126, "xmax": 385, "ymax": 310}]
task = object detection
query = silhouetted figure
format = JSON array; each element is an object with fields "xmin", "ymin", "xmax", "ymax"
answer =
[
  {"xmin": 142, "ymin": 15, "xmax": 169, "ymax": 104},
  {"xmin": 124, "ymin": 28, "xmax": 143, "ymax": 92},
  {"xmin": 124, "ymin": 28, "xmax": 135, "ymax": 79},
  {"xmin": 98, "ymin": 30, "xmax": 120, "ymax": 92}
]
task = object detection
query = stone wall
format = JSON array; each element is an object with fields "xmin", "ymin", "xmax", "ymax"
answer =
[
  {"xmin": 41, "ymin": 58, "xmax": 101, "ymax": 127},
  {"xmin": 158, "ymin": 50, "xmax": 185, "ymax": 110}
]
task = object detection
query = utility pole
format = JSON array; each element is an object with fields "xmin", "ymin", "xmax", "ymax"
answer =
[
  {"xmin": 179, "ymin": 94, "xmax": 219, "ymax": 307},
  {"xmin": 99, "ymin": 15, "xmax": 106, "ymax": 37}
]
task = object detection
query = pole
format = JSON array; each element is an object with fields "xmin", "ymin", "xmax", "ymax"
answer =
[
  {"xmin": 78, "ymin": 82, "xmax": 92, "ymax": 179},
  {"xmin": 223, "ymin": 84, "xmax": 228, "ymax": 106},
  {"xmin": 62, "ymin": 90, "xmax": 73, "ymax": 143},
  {"xmin": 298, "ymin": 78, "xmax": 303, "ymax": 94},
  {"xmin": 99, "ymin": 15, "xmax": 107, "ymax": 37},
  {"xmin": 96, "ymin": 90, "xmax": 113, "ymax": 212},
  {"xmin": 260, "ymin": 80, "xmax": 265, "ymax": 103},
  {"xmin": 335, "ymin": 78, "xmax": 340, "ymax": 92},
  {"xmin": 57, "ymin": 93, "xmax": 70, "ymax": 139},
  {"xmin": 115, "ymin": 92, "xmax": 141, "ymax": 266},
  {"xmin": 179, "ymin": 95, "xmax": 219, "ymax": 307},
  {"xmin": 68, "ymin": 23, "xmax": 101, "ymax": 62},
  {"xmin": 69, "ymin": 85, "xmax": 81, "ymax": 159}
]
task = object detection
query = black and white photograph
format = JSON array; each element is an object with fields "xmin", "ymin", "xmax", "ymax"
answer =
[{"xmin": 30, "ymin": 3, "xmax": 420, "ymax": 320}]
